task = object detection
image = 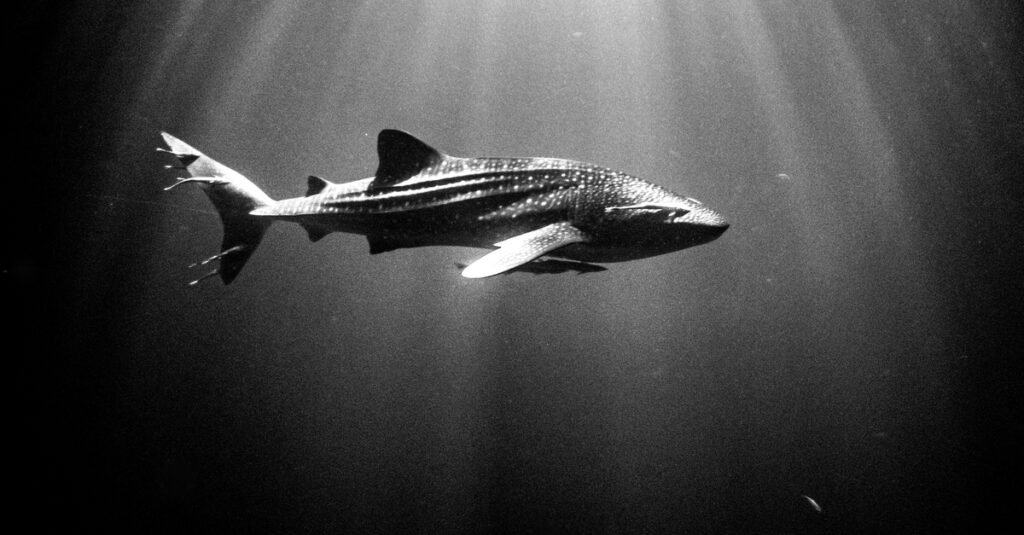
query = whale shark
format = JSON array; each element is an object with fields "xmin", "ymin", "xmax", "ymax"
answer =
[{"xmin": 159, "ymin": 129, "xmax": 728, "ymax": 284}]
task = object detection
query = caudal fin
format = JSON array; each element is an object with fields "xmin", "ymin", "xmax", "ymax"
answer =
[{"xmin": 159, "ymin": 132, "xmax": 276, "ymax": 285}]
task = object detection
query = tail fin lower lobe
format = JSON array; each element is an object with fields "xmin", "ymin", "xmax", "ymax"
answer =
[{"xmin": 160, "ymin": 132, "xmax": 276, "ymax": 284}]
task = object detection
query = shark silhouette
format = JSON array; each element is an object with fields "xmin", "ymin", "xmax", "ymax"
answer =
[{"xmin": 159, "ymin": 129, "xmax": 728, "ymax": 284}]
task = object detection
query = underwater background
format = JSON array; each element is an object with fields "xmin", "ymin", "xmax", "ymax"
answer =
[{"xmin": 15, "ymin": 1, "xmax": 1022, "ymax": 533}]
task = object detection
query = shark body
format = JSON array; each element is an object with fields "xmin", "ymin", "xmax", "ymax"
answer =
[{"xmin": 160, "ymin": 129, "xmax": 728, "ymax": 283}]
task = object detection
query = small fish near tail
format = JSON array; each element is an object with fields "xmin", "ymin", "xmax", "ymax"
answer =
[{"xmin": 159, "ymin": 132, "xmax": 276, "ymax": 284}]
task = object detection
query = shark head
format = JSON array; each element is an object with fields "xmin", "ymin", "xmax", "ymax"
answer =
[{"xmin": 599, "ymin": 195, "xmax": 729, "ymax": 255}]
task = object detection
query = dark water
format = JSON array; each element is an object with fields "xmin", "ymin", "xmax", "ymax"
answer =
[{"xmin": 16, "ymin": 1, "xmax": 1022, "ymax": 532}]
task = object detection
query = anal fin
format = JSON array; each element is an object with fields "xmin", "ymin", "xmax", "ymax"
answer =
[
  {"xmin": 301, "ymin": 222, "xmax": 331, "ymax": 242},
  {"xmin": 366, "ymin": 233, "xmax": 412, "ymax": 254}
]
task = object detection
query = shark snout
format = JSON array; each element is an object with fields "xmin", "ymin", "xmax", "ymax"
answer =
[
  {"xmin": 665, "ymin": 207, "xmax": 728, "ymax": 247},
  {"xmin": 710, "ymin": 214, "xmax": 729, "ymax": 233},
  {"xmin": 693, "ymin": 207, "xmax": 729, "ymax": 233},
  {"xmin": 691, "ymin": 209, "xmax": 729, "ymax": 245}
]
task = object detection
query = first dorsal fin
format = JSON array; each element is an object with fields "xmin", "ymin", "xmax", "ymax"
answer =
[
  {"xmin": 372, "ymin": 129, "xmax": 445, "ymax": 188},
  {"xmin": 306, "ymin": 175, "xmax": 331, "ymax": 196}
]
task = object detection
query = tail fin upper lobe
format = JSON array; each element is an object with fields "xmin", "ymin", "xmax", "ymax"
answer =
[{"xmin": 160, "ymin": 132, "xmax": 275, "ymax": 284}]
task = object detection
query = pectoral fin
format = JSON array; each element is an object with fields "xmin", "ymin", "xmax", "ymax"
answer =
[
  {"xmin": 455, "ymin": 258, "xmax": 606, "ymax": 276},
  {"xmin": 461, "ymin": 222, "xmax": 589, "ymax": 278}
]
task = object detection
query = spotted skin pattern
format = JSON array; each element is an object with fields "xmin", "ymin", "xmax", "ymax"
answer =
[{"xmin": 258, "ymin": 135, "xmax": 727, "ymax": 262}]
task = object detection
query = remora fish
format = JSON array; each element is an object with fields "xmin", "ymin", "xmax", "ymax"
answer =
[{"xmin": 159, "ymin": 129, "xmax": 728, "ymax": 284}]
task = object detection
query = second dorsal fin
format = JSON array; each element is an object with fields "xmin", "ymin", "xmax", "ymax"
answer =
[
  {"xmin": 306, "ymin": 175, "xmax": 331, "ymax": 196},
  {"xmin": 372, "ymin": 129, "xmax": 445, "ymax": 188}
]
